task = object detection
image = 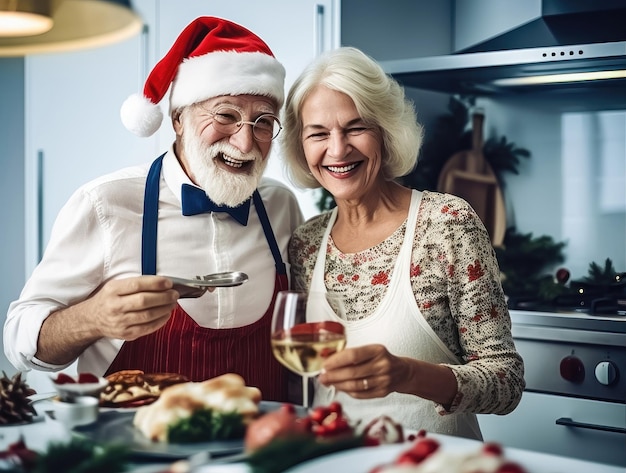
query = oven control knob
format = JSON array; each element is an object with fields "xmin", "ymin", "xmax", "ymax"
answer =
[
  {"xmin": 560, "ymin": 355, "xmax": 585, "ymax": 383},
  {"xmin": 595, "ymin": 361, "xmax": 618, "ymax": 386}
]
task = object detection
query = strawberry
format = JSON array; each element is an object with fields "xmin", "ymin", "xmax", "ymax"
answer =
[
  {"xmin": 325, "ymin": 417, "xmax": 350, "ymax": 435},
  {"xmin": 327, "ymin": 401, "xmax": 342, "ymax": 416},
  {"xmin": 395, "ymin": 451, "xmax": 423, "ymax": 465},
  {"xmin": 54, "ymin": 373, "xmax": 76, "ymax": 384},
  {"xmin": 311, "ymin": 423, "xmax": 328, "ymax": 436},
  {"xmin": 309, "ymin": 406, "xmax": 329, "ymax": 423},
  {"xmin": 410, "ymin": 438, "xmax": 440, "ymax": 459},
  {"xmin": 77, "ymin": 373, "xmax": 100, "ymax": 384}
]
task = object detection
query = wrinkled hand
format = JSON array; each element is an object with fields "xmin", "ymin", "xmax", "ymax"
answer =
[
  {"xmin": 86, "ymin": 275, "xmax": 179, "ymax": 341},
  {"xmin": 317, "ymin": 344, "xmax": 409, "ymax": 399}
]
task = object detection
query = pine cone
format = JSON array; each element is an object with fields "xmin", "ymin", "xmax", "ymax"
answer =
[{"xmin": 0, "ymin": 371, "xmax": 37, "ymax": 425}]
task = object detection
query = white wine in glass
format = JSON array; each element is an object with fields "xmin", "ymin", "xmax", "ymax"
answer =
[{"xmin": 271, "ymin": 290, "xmax": 347, "ymax": 408}]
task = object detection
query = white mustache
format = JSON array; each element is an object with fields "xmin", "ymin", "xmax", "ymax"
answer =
[{"xmin": 209, "ymin": 141, "xmax": 260, "ymax": 163}]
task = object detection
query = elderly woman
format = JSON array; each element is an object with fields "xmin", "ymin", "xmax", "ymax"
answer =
[{"xmin": 282, "ymin": 47, "xmax": 524, "ymax": 439}]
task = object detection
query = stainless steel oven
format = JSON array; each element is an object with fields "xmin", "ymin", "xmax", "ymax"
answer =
[{"xmin": 478, "ymin": 310, "xmax": 626, "ymax": 467}]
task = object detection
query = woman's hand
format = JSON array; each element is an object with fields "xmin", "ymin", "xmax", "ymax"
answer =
[
  {"xmin": 318, "ymin": 343, "xmax": 458, "ymax": 406},
  {"xmin": 318, "ymin": 344, "xmax": 409, "ymax": 399}
]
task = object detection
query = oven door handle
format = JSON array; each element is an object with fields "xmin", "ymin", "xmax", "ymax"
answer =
[{"xmin": 556, "ymin": 417, "xmax": 626, "ymax": 434}]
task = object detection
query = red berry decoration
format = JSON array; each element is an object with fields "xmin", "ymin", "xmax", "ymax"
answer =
[
  {"xmin": 395, "ymin": 450, "xmax": 424, "ymax": 465},
  {"xmin": 483, "ymin": 442, "xmax": 504, "ymax": 456},
  {"xmin": 54, "ymin": 373, "xmax": 76, "ymax": 384},
  {"xmin": 309, "ymin": 406, "xmax": 329, "ymax": 423},
  {"xmin": 328, "ymin": 401, "xmax": 342, "ymax": 416},
  {"xmin": 496, "ymin": 462, "xmax": 527, "ymax": 473},
  {"xmin": 77, "ymin": 373, "xmax": 99, "ymax": 384},
  {"xmin": 411, "ymin": 438, "xmax": 440, "ymax": 459},
  {"xmin": 555, "ymin": 267, "xmax": 570, "ymax": 284},
  {"xmin": 304, "ymin": 402, "xmax": 354, "ymax": 439}
]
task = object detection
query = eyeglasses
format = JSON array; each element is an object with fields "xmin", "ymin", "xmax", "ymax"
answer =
[{"xmin": 203, "ymin": 105, "xmax": 282, "ymax": 142}]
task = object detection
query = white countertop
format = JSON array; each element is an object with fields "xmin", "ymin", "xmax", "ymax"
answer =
[{"xmin": 1, "ymin": 414, "xmax": 623, "ymax": 473}]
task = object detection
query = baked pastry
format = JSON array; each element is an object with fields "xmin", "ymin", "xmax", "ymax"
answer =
[
  {"xmin": 133, "ymin": 373, "xmax": 262, "ymax": 442},
  {"xmin": 100, "ymin": 370, "xmax": 189, "ymax": 408}
]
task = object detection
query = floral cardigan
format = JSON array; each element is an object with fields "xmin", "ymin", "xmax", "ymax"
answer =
[{"xmin": 288, "ymin": 190, "xmax": 525, "ymax": 415}]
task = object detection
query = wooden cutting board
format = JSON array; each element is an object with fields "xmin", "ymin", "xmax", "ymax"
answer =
[{"xmin": 436, "ymin": 110, "xmax": 506, "ymax": 247}]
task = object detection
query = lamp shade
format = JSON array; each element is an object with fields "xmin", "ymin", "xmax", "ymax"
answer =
[
  {"xmin": 0, "ymin": 0, "xmax": 54, "ymax": 37},
  {"xmin": 0, "ymin": 0, "xmax": 142, "ymax": 56}
]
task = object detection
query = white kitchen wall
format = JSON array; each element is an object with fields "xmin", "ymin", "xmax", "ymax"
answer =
[
  {"xmin": 483, "ymin": 97, "xmax": 626, "ymax": 279},
  {"xmin": 0, "ymin": 57, "xmax": 25, "ymax": 376}
]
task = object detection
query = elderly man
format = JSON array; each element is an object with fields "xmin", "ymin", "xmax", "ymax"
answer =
[{"xmin": 5, "ymin": 17, "xmax": 303, "ymax": 401}]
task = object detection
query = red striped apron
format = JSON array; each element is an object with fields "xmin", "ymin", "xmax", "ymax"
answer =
[{"xmin": 104, "ymin": 155, "xmax": 289, "ymax": 401}]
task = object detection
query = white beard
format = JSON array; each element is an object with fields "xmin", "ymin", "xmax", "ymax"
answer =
[{"xmin": 181, "ymin": 118, "xmax": 268, "ymax": 208}]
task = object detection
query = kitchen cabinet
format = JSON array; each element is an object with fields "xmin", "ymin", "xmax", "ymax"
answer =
[{"xmin": 478, "ymin": 391, "xmax": 626, "ymax": 467}]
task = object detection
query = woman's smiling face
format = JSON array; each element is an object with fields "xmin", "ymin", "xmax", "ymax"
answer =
[{"xmin": 300, "ymin": 86, "xmax": 383, "ymax": 202}]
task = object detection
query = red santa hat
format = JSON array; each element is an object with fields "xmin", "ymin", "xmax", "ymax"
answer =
[{"xmin": 121, "ymin": 16, "xmax": 286, "ymax": 137}]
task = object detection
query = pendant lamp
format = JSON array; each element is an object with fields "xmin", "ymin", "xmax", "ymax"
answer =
[{"xmin": 0, "ymin": 0, "xmax": 142, "ymax": 56}]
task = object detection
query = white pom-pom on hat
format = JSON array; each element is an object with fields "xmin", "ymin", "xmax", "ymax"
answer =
[
  {"xmin": 120, "ymin": 93, "xmax": 164, "ymax": 137},
  {"xmin": 120, "ymin": 16, "xmax": 285, "ymax": 137}
]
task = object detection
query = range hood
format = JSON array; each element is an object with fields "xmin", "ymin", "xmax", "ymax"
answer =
[{"xmin": 380, "ymin": 0, "xmax": 626, "ymax": 111}]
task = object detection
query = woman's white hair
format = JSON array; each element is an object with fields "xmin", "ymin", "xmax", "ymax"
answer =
[{"xmin": 281, "ymin": 46, "xmax": 424, "ymax": 189}]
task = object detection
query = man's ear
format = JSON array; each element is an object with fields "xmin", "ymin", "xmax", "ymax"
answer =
[{"xmin": 172, "ymin": 111, "xmax": 183, "ymax": 134}]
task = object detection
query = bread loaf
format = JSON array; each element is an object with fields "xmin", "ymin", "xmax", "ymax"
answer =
[{"xmin": 133, "ymin": 373, "xmax": 262, "ymax": 442}]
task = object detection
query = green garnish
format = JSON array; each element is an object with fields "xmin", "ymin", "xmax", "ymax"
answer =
[
  {"xmin": 167, "ymin": 408, "xmax": 246, "ymax": 443},
  {"xmin": 33, "ymin": 437, "xmax": 129, "ymax": 473},
  {"xmin": 247, "ymin": 435, "xmax": 366, "ymax": 473}
]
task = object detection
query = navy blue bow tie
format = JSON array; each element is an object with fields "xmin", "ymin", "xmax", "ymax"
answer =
[{"xmin": 181, "ymin": 183, "xmax": 251, "ymax": 226}]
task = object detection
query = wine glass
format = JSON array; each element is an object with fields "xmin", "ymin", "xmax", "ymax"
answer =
[{"xmin": 271, "ymin": 290, "xmax": 347, "ymax": 408}]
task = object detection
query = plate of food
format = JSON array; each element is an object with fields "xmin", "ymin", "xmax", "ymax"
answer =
[
  {"xmin": 75, "ymin": 400, "xmax": 297, "ymax": 460},
  {"xmin": 282, "ymin": 432, "xmax": 624, "ymax": 473},
  {"xmin": 76, "ymin": 372, "xmax": 302, "ymax": 460}
]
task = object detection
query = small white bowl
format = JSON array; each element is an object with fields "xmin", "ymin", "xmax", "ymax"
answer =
[
  {"xmin": 50, "ymin": 373, "xmax": 109, "ymax": 400},
  {"xmin": 44, "ymin": 396, "xmax": 99, "ymax": 427}
]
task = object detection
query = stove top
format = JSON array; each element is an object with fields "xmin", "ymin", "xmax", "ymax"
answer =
[
  {"xmin": 509, "ymin": 293, "xmax": 625, "ymax": 315},
  {"xmin": 508, "ymin": 276, "xmax": 626, "ymax": 317},
  {"xmin": 510, "ymin": 309, "xmax": 626, "ymax": 334}
]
